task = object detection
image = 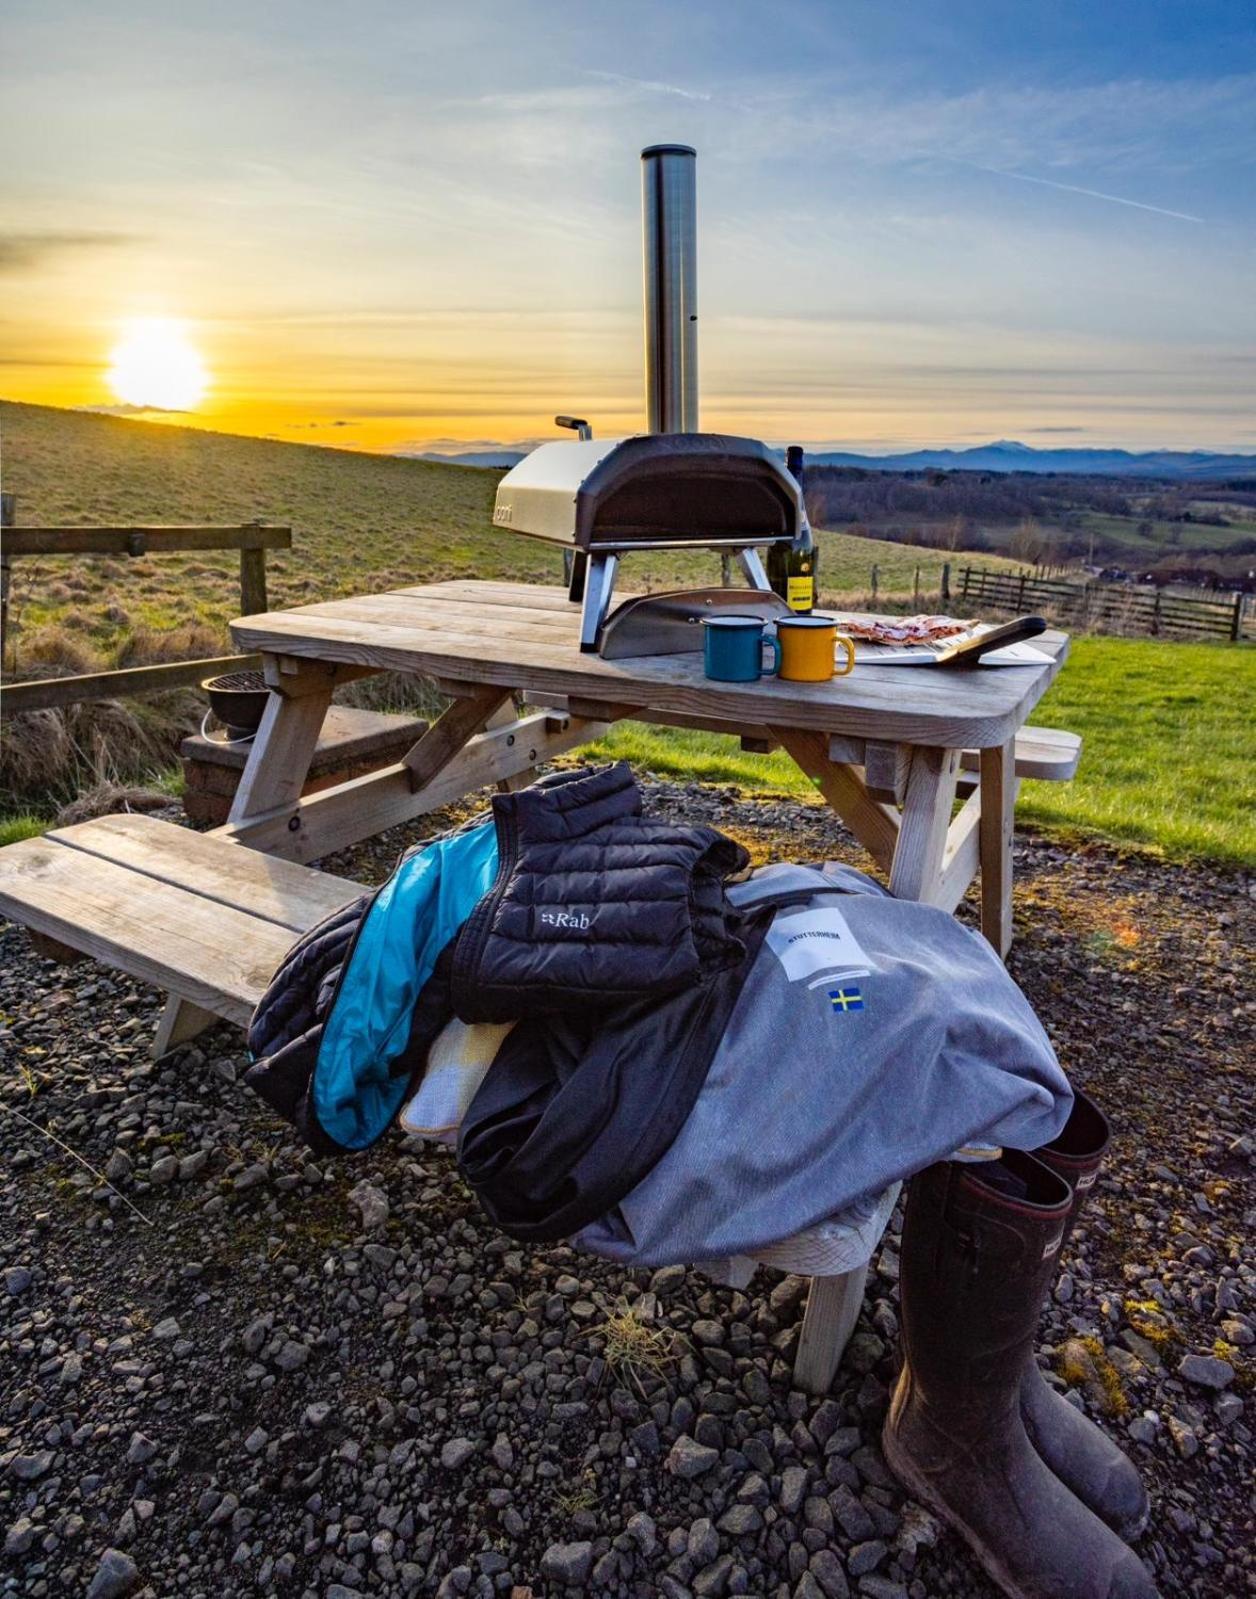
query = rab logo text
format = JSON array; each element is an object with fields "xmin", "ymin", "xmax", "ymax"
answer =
[{"xmin": 539, "ymin": 909, "xmax": 592, "ymax": 930}]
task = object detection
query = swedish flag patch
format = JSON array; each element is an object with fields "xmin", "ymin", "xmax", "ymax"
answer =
[{"xmin": 828, "ymin": 985, "xmax": 864, "ymax": 1013}]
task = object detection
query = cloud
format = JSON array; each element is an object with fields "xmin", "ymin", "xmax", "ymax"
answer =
[
  {"xmin": 585, "ymin": 69, "xmax": 711, "ymax": 103},
  {"xmin": 957, "ymin": 162, "xmax": 1204, "ymax": 223},
  {"xmin": 0, "ymin": 230, "xmax": 140, "ymax": 271}
]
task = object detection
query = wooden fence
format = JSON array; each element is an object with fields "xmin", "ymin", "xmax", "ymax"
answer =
[
  {"xmin": 0, "ymin": 508, "xmax": 291, "ymax": 715},
  {"xmin": 958, "ymin": 567, "xmax": 1251, "ymax": 641}
]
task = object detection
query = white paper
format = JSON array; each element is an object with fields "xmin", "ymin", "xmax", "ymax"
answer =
[{"xmin": 765, "ymin": 907, "xmax": 870, "ymax": 984}]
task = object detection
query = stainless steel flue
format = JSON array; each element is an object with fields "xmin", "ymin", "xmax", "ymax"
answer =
[{"xmin": 642, "ymin": 143, "xmax": 698, "ymax": 433}]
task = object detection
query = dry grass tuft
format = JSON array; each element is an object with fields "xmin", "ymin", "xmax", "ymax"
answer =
[
  {"xmin": 112, "ymin": 621, "xmax": 223, "ymax": 668},
  {"xmin": 14, "ymin": 625, "xmax": 103, "ymax": 675},
  {"xmin": 0, "ymin": 693, "xmax": 195, "ymax": 808},
  {"xmin": 585, "ymin": 1303, "xmax": 682, "ymax": 1397},
  {"xmin": 53, "ymin": 783, "xmax": 175, "ymax": 827}
]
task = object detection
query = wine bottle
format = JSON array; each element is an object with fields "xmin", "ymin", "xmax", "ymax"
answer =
[{"xmin": 768, "ymin": 445, "xmax": 817, "ymax": 612}]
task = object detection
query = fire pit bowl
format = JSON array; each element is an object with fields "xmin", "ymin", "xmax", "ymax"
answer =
[{"xmin": 201, "ymin": 669, "xmax": 271, "ymax": 738}]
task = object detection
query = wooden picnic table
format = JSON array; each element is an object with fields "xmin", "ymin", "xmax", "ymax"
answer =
[
  {"xmin": 0, "ymin": 579, "xmax": 1070, "ymax": 1397},
  {"xmin": 226, "ymin": 579, "xmax": 1070, "ymax": 956}
]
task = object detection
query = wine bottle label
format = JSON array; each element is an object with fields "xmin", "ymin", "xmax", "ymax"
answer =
[{"xmin": 787, "ymin": 576, "xmax": 814, "ymax": 612}]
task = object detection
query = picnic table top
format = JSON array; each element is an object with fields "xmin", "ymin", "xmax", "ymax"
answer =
[{"xmin": 231, "ymin": 580, "xmax": 1068, "ymax": 748}]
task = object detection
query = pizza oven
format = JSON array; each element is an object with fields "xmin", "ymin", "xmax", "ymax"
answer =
[{"xmin": 492, "ymin": 144, "xmax": 802, "ymax": 651}]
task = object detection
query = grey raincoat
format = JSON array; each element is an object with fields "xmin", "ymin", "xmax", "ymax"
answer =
[{"xmin": 574, "ymin": 862, "xmax": 1072, "ymax": 1266}]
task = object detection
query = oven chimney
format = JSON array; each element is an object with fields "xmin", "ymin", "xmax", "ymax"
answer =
[{"xmin": 641, "ymin": 143, "xmax": 698, "ymax": 434}]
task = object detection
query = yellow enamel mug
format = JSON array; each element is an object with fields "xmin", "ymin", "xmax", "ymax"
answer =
[{"xmin": 775, "ymin": 614, "xmax": 856, "ymax": 682}]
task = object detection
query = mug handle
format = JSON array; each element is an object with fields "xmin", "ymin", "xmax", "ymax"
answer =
[
  {"xmin": 833, "ymin": 634, "xmax": 856, "ymax": 677},
  {"xmin": 762, "ymin": 635, "xmax": 781, "ymax": 677}
]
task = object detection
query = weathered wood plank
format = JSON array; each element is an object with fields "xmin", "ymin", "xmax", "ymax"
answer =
[
  {"xmin": 0, "ymin": 838, "xmax": 290, "ymax": 1024},
  {"xmin": 403, "ymin": 685, "xmax": 514, "ymax": 793},
  {"xmin": 48, "ymin": 813, "xmax": 360, "ymax": 930},
  {"xmin": 228, "ymin": 677, "xmax": 334, "ymax": 823},
  {"xmin": 0, "ymin": 654, "xmax": 261, "ymax": 715},
  {"xmin": 239, "ymin": 546, "xmax": 268, "ymax": 615},
  {"xmin": 793, "ymin": 1265, "xmax": 869, "ymax": 1395},
  {"xmin": 863, "ymin": 741, "xmax": 912, "ymax": 805},
  {"xmin": 3, "ymin": 525, "xmax": 291, "ymax": 557},
  {"xmin": 935, "ymin": 787, "xmax": 984, "ymax": 914},
  {"xmin": 980, "ymin": 738, "xmax": 1017, "ymax": 957},
  {"xmin": 888, "ymin": 746, "xmax": 962, "ymax": 905},
  {"xmin": 152, "ymin": 997, "xmax": 219, "ymax": 1058},
  {"xmin": 771, "ymin": 729, "xmax": 899, "ymax": 872},
  {"xmin": 217, "ymin": 711, "xmax": 604, "ymax": 863},
  {"xmin": 961, "ymin": 725, "xmax": 1081, "ymax": 783},
  {"xmin": 233, "ymin": 602, "xmax": 1060, "ymax": 748}
]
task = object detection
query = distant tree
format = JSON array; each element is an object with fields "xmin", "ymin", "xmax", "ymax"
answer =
[{"xmin": 1009, "ymin": 518, "xmax": 1045, "ymax": 564}]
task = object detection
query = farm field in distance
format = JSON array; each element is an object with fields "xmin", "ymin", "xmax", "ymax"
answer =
[{"xmin": 1, "ymin": 400, "xmax": 1253, "ymax": 865}]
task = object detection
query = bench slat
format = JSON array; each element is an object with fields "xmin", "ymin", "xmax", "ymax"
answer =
[
  {"xmin": 963, "ymin": 726, "xmax": 1081, "ymax": 782},
  {"xmin": 47, "ymin": 813, "xmax": 361, "ymax": 931},
  {"xmin": 0, "ymin": 836, "xmax": 293, "ymax": 1024}
]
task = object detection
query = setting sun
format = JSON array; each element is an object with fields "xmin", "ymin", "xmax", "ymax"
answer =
[{"xmin": 106, "ymin": 317, "xmax": 207, "ymax": 411}]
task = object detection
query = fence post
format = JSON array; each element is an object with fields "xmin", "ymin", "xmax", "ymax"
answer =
[
  {"xmin": 913, "ymin": 565, "xmax": 920, "ymax": 605},
  {"xmin": 1016, "ymin": 570, "xmax": 1027, "ymax": 612},
  {"xmin": 1233, "ymin": 591, "xmax": 1245, "ymax": 642},
  {"xmin": 720, "ymin": 553, "xmax": 733, "ymax": 588},
  {"xmin": 961, "ymin": 567, "xmax": 970, "ymax": 601},
  {"xmin": 870, "ymin": 564, "xmax": 879, "ymax": 601},
  {"xmin": 238, "ymin": 524, "xmax": 269, "ymax": 615},
  {"xmin": 1152, "ymin": 589, "xmax": 1162, "ymax": 637},
  {"xmin": 941, "ymin": 561, "xmax": 951, "ymax": 601},
  {"xmin": 1, "ymin": 493, "xmax": 14, "ymax": 671}
]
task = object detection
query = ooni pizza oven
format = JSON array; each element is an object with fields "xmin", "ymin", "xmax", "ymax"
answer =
[{"xmin": 493, "ymin": 145, "xmax": 801, "ymax": 652}]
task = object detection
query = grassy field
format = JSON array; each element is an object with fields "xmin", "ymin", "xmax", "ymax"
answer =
[
  {"xmin": 582, "ymin": 636, "xmax": 1256, "ymax": 866},
  {"xmin": 0, "ymin": 400, "xmax": 1019, "ymax": 678},
  {"xmin": 2, "ymin": 402, "xmax": 1253, "ymax": 865}
]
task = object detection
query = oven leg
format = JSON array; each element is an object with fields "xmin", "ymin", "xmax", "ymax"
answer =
[
  {"xmin": 737, "ymin": 548, "xmax": 772, "ymax": 592},
  {"xmin": 565, "ymin": 548, "xmax": 586, "ymax": 600},
  {"xmin": 579, "ymin": 553, "xmax": 618, "ymax": 652}
]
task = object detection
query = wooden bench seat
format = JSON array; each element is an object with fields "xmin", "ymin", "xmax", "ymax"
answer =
[
  {"xmin": 0, "ymin": 813, "xmax": 360, "ymax": 1026},
  {"xmin": 0, "ymin": 809, "xmax": 885, "ymax": 1395},
  {"xmin": 963, "ymin": 725, "xmax": 1082, "ymax": 783}
]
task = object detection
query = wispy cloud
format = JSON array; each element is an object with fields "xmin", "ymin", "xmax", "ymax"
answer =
[
  {"xmin": 961, "ymin": 162, "xmax": 1204, "ymax": 223},
  {"xmin": 0, "ymin": 230, "xmax": 139, "ymax": 271},
  {"xmin": 585, "ymin": 69, "xmax": 711, "ymax": 103}
]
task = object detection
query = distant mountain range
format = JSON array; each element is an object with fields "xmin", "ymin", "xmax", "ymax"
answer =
[{"xmin": 405, "ymin": 438, "xmax": 1256, "ymax": 480}]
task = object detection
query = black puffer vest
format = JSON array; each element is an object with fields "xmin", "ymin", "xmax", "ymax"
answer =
[{"xmin": 449, "ymin": 762, "xmax": 750, "ymax": 1022}]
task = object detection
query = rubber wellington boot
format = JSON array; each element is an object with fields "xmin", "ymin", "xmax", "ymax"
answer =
[
  {"xmin": 1022, "ymin": 1093, "xmax": 1150, "ymax": 1540},
  {"xmin": 883, "ymin": 1153, "xmax": 1160, "ymax": 1599}
]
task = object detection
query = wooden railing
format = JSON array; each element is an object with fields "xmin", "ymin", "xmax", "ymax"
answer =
[
  {"xmin": 0, "ymin": 506, "xmax": 291, "ymax": 714},
  {"xmin": 958, "ymin": 566, "xmax": 1250, "ymax": 641}
]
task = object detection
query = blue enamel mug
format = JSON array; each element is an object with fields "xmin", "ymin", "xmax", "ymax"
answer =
[{"xmin": 702, "ymin": 615, "xmax": 781, "ymax": 682}]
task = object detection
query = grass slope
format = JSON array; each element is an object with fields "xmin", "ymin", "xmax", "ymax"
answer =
[{"xmin": 1, "ymin": 401, "xmax": 1016, "ymax": 675}]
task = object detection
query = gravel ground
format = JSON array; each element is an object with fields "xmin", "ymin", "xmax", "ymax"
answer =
[{"xmin": 1, "ymin": 776, "xmax": 1252, "ymax": 1599}]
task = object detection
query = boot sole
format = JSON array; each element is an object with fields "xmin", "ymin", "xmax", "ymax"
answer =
[{"xmin": 882, "ymin": 1416, "xmax": 1041, "ymax": 1599}]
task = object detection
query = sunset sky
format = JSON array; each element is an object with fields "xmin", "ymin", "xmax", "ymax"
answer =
[{"xmin": 2, "ymin": 0, "xmax": 1254, "ymax": 455}]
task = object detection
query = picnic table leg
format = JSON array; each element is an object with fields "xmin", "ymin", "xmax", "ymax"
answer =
[
  {"xmin": 887, "ymin": 745, "xmax": 961, "ymax": 905},
  {"xmin": 979, "ymin": 736, "xmax": 1017, "ymax": 958},
  {"xmin": 793, "ymin": 1265, "xmax": 870, "ymax": 1395},
  {"xmin": 228, "ymin": 662, "xmax": 339, "ymax": 823},
  {"xmin": 152, "ymin": 997, "xmax": 218, "ymax": 1059},
  {"xmin": 156, "ymin": 658, "xmax": 340, "ymax": 1056}
]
